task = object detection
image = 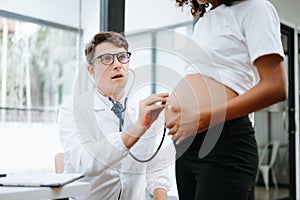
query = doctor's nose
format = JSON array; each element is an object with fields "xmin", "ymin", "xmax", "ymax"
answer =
[{"xmin": 112, "ymin": 61, "xmax": 123, "ymax": 70}]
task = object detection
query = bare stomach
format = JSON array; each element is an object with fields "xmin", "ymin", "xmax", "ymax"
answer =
[{"xmin": 165, "ymin": 74, "xmax": 238, "ymax": 130}]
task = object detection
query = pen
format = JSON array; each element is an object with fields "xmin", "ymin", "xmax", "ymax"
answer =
[{"xmin": 0, "ymin": 174, "xmax": 6, "ymax": 178}]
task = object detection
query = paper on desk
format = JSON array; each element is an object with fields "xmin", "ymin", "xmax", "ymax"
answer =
[{"xmin": 0, "ymin": 173, "xmax": 84, "ymax": 187}]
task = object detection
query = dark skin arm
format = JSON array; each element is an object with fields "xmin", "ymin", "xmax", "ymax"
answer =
[{"xmin": 167, "ymin": 54, "xmax": 288, "ymax": 144}]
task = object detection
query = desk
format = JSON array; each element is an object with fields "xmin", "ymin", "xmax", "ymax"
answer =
[{"xmin": 0, "ymin": 181, "xmax": 90, "ymax": 200}]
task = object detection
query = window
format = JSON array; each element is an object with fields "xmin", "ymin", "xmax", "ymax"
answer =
[
  {"xmin": 0, "ymin": 16, "xmax": 78, "ymax": 123},
  {"xmin": 0, "ymin": 12, "xmax": 79, "ymax": 173}
]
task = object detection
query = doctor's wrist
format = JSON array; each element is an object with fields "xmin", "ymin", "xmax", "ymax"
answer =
[
  {"xmin": 153, "ymin": 188, "xmax": 167, "ymax": 200},
  {"xmin": 122, "ymin": 123, "xmax": 147, "ymax": 149}
]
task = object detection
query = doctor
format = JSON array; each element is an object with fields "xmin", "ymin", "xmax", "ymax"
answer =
[{"xmin": 58, "ymin": 31, "xmax": 171, "ymax": 200}]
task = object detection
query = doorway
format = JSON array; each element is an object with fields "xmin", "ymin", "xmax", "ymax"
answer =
[{"xmin": 254, "ymin": 24, "xmax": 296, "ymax": 200}]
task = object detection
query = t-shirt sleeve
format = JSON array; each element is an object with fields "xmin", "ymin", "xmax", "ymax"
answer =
[{"xmin": 242, "ymin": 1, "xmax": 284, "ymax": 64}]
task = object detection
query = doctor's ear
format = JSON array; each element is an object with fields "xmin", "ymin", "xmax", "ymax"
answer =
[{"xmin": 87, "ymin": 65, "xmax": 94, "ymax": 75}]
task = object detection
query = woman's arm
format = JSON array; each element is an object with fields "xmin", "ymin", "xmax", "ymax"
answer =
[
  {"xmin": 166, "ymin": 54, "xmax": 287, "ymax": 144},
  {"xmin": 208, "ymin": 54, "xmax": 287, "ymax": 129}
]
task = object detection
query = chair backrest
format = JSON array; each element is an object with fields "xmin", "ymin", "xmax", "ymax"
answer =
[
  {"xmin": 259, "ymin": 141, "xmax": 280, "ymax": 167},
  {"xmin": 269, "ymin": 141, "xmax": 280, "ymax": 166},
  {"xmin": 55, "ymin": 153, "xmax": 65, "ymax": 174}
]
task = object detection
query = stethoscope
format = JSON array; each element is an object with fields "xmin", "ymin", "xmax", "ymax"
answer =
[{"xmin": 90, "ymin": 68, "xmax": 166, "ymax": 163}]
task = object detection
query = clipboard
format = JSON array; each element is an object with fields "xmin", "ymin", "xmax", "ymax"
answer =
[{"xmin": 0, "ymin": 173, "xmax": 84, "ymax": 187}]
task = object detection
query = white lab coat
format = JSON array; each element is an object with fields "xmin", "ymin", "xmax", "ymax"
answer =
[{"xmin": 58, "ymin": 89, "xmax": 172, "ymax": 200}]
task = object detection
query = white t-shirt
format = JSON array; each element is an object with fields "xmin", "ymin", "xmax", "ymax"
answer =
[{"xmin": 186, "ymin": 0, "xmax": 284, "ymax": 95}]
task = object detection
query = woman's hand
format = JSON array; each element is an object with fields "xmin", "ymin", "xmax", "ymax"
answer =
[
  {"xmin": 165, "ymin": 96, "xmax": 203, "ymax": 145},
  {"xmin": 165, "ymin": 77, "xmax": 202, "ymax": 145},
  {"xmin": 137, "ymin": 92, "xmax": 169, "ymax": 128},
  {"xmin": 165, "ymin": 74, "xmax": 230, "ymax": 145}
]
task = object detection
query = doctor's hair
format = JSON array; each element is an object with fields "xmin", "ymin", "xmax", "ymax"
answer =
[
  {"xmin": 175, "ymin": 0, "xmax": 243, "ymax": 18},
  {"xmin": 85, "ymin": 31, "xmax": 129, "ymax": 65}
]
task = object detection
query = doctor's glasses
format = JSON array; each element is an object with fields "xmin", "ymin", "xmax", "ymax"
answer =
[{"xmin": 92, "ymin": 51, "xmax": 131, "ymax": 65}]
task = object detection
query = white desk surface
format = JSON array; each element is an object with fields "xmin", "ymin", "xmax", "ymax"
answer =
[{"xmin": 0, "ymin": 181, "xmax": 91, "ymax": 200}]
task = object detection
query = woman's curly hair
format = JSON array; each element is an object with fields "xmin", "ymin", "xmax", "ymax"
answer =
[{"xmin": 175, "ymin": 0, "xmax": 241, "ymax": 18}]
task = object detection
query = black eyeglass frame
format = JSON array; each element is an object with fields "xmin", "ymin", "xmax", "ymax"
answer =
[{"xmin": 92, "ymin": 51, "xmax": 131, "ymax": 65}]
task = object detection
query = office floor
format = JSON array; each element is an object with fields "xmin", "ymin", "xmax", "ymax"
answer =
[
  {"xmin": 147, "ymin": 186, "xmax": 290, "ymax": 200},
  {"xmin": 255, "ymin": 186, "xmax": 289, "ymax": 200},
  {"xmin": 161, "ymin": 186, "xmax": 290, "ymax": 200}
]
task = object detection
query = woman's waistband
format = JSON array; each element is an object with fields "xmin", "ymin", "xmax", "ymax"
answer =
[{"xmin": 175, "ymin": 115, "xmax": 255, "ymax": 153}]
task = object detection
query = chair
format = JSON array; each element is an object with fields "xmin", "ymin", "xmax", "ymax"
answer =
[
  {"xmin": 55, "ymin": 153, "xmax": 75, "ymax": 200},
  {"xmin": 55, "ymin": 153, "xmax": 65, "ymax": 174},
  {"xmin": 256, "ymin": 141, "xmax": 280, "ymax": 191}
]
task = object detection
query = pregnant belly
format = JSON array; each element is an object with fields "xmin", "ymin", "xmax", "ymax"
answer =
[{"xmin": 165, "ymin": 74, "xmax": 238, "ymax": 132}]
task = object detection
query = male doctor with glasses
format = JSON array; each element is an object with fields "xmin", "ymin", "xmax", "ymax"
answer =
[{"xmin": 58, "ymin": 31, "xmax": 171, "ymax": 200}]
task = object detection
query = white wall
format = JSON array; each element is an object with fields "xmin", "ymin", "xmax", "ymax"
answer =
[
  {"xmin": 269, "ymin": 0, "xmax": 300, "ymax": 27},
  {"xmin": 0, "ymin": 0, "xmax": 78, "ymax": 27},
  {"xmin": 80, "ymin": 0, "xmax": 100, "ymax": 43},
  {"xmin": 0, "ymin": 0, "xmax": 100, "ymax": 43},
  {"xmin": 125, "ymin": 0, "xmax": 193, "ymax": 33}
]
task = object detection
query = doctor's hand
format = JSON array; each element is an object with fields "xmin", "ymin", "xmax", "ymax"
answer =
[
  {"xmin": 122, "ymin": 92, "xmax": 168, "ymax": 149},
  {"xmin": 137, "ymin": 92, "xmax": 169, "ymax": 129}
]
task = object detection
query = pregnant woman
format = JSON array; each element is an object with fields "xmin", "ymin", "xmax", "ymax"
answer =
[{"xmin": 165, "ymin": 0, "xmax": 288, "ymax": 199}]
